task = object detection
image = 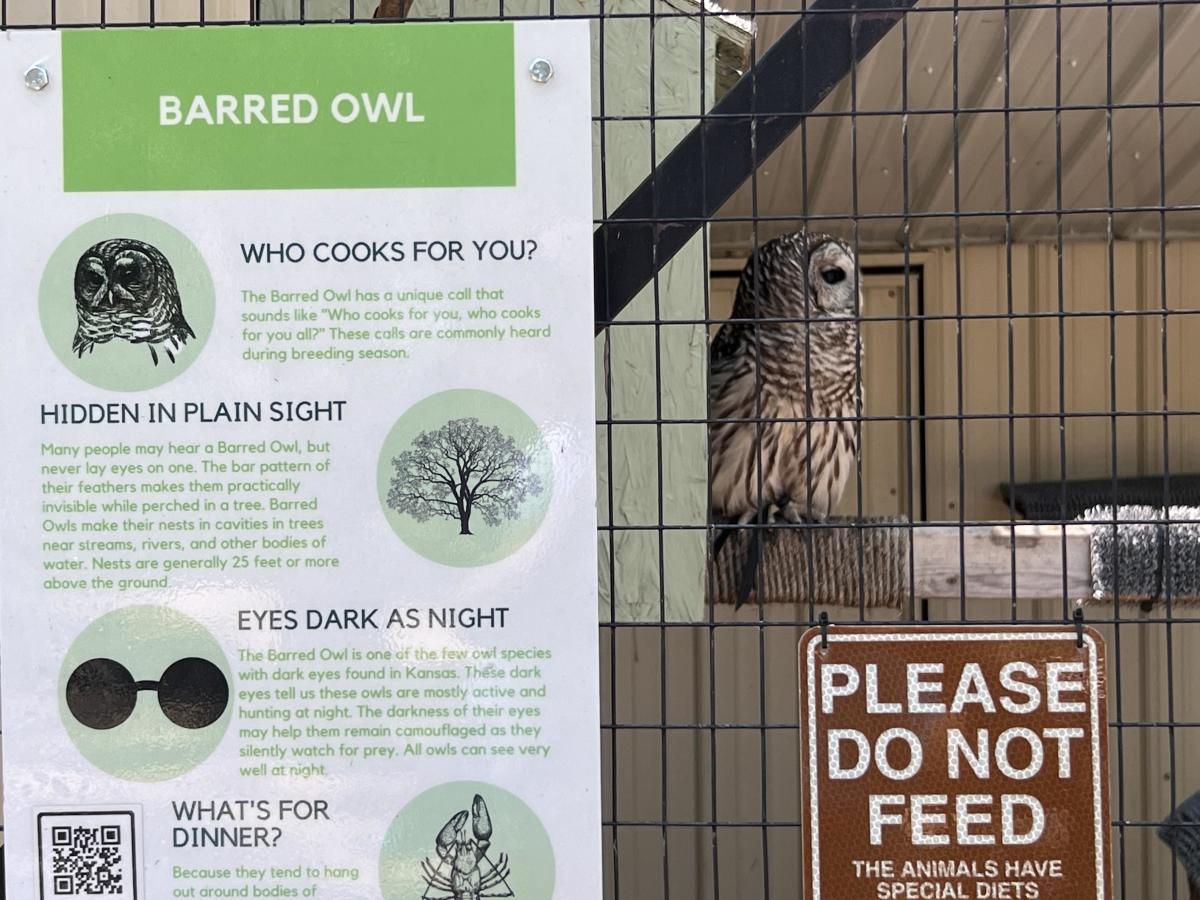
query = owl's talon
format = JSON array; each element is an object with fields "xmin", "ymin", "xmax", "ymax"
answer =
[{"xmin": 778, "ymin": 500, "xmax": 809, "ymax": 524}]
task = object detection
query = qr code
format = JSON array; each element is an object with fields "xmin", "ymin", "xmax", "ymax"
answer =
[{"xmin": 38, "ymin": 811, "xmax": 139, "ymax": 899}]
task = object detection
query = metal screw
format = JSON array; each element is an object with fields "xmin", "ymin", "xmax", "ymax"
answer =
[
  {"xmin": 528, "ymin": 58, "xmax": 554, "ymax": 84},
  {"xmin": 24, "ymin": 63, "xmax": 50, "ymax": 92}
]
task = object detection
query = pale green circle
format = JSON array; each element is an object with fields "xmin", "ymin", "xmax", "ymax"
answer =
[
  {"xmin": 58, "ymin": 605, "xmax": 233, "ymax": 782},
  {"xmin": 376, "ymin": 389, "xmax": 552, "ymax": 567},
  {"xmin": 38, "ymin": 213, "xmax": 215, "ymax": 391},
  {"xmin": 379, "ymin": 781, "xmax": 555, "ymax": 900}
]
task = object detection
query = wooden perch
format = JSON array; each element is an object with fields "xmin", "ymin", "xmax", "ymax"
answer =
[
  {"xmin": 911, "ymin": 525, "xmax": 1091, "ymax": 601},
  {"xmin": 709, "ymin": 521, "xmax": 1094, "ymax": 606},
  {"xmin": 709, "ymin": 519, "xmax": 1200, "ymax": 606}
]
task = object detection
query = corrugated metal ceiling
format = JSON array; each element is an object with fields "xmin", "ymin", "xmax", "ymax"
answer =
[{"xmin": 711, "ymin": 0, "xmax": 1200, "ymax": 255}]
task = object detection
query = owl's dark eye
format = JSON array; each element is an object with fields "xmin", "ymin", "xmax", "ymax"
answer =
[
  {"xmin": 114, "ymin": 254, "xmax": 152, "ymax": 291},
  {"xmin": 80, "ymin": 271, "xmax": 105, "ymax": 292},
  {"xmin": 821, "ymin": 267, "xmax": 847, "ymax": 285}
]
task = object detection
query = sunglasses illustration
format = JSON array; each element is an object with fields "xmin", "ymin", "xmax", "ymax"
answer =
[{"xmin": 66, "ymin": 657, "xmax": 229, "ymax": 730}]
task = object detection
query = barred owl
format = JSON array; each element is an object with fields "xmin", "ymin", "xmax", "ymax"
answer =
[
  {"xmin": 709, "ymin": 232, "xmax": 863, "ymax": 603},
  {"xmin": 72, "ymin": 238, "xmax": 195, "ymax": 366}
]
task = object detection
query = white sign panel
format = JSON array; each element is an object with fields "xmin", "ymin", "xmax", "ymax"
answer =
[{"xmin": 0, "ymin": 21, "xmax": 600, "ymax": 900}]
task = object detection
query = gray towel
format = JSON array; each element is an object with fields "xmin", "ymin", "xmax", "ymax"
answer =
[
  {"xmin": 1083, "ymin": 505, "xmax": 1200, "ymax": 602},
  {"xmin": 1159, "ymin": 790, "xmax": 1200, "ymax": 897}
]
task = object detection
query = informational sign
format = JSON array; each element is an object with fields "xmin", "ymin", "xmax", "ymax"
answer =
[
  {"xmin": 799, "ymin": 626, "xmax": 1110, "ymax": 900},
  {"xmin": 0, "ymin": 22, "xmax": 599, "ymax": 900}
]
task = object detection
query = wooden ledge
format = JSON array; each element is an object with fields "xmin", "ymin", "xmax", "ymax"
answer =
[{"xmin": 912, "ymin": 525, "xmax": 1091, "ymax": 601}]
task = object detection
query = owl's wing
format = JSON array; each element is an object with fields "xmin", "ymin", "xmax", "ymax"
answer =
[
  {"xmin": 709, "ymin": 273, "xmax": 760, "ymax": 369},
  {"xmin": 171, "ymin": 306, "xmax": 197, "ymax": 343},
  {"xmin": 163, "ymin": 276, "xmax": 196, "ymax": 345},
  {"xmin": 709, "ymin": 318, "xmax": 744, "ymax": 368}
]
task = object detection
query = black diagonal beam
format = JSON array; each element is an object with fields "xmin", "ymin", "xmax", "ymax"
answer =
[{"xmin": 593, "ymin": 0, "xmax": 916, "ymax": 331}]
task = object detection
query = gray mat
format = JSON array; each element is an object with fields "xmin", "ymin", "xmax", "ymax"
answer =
[
  {"xmin": 1083, "ymin": 505, "xmax": 1200, "ymax": 602},
  {"xmin": 1159, "ymin": 790, "xmax": 1200, "ymax": 898}
]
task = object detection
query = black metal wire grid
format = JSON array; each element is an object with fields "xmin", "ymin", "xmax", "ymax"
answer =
[
  {"xmin": 590, "ymin": 5, "xmax": 1197, "ymax": 900},
  {"xmin": 599, "ymin": 0, "xmax": 1200, "ymax": 896},
  {"xmin": 3, "ymin": 0, "xmax": 1199, "ymax": 897}
]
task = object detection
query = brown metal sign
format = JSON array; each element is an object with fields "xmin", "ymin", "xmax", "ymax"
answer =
[{"xmin": 799, "ymin": 625, "xmax": 1110, "ymax": 900}]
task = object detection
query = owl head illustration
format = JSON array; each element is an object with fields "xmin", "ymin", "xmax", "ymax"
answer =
[{"xmin": 72, "ymin": 238, "xmax": 196, "ymax": 366}]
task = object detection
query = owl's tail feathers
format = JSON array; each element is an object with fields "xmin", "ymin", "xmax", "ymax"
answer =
[
  {"xmin": 710, "ymin": 522, "xmax": 735, "ymax": 560},
  {"xmin": 735, "ymin": 527, "xmax": 764, "ymax": 609},
  {"xmin": 710, "ymin": 510, "xmax": 769, "ymax": 609}
]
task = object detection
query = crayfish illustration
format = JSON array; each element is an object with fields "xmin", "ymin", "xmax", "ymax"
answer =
[{"xmin": 420, "ymin": 793, "xmax": 515, "ymax": 900}]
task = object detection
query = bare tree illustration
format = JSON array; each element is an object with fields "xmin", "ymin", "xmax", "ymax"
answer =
[{"xmin": 387, "ymin": 418, "xmax": 542, "ymax": 536}]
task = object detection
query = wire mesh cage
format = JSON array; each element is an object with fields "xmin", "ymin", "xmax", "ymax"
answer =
[{"xmin": 3, "ymin": 0, "xmax": 1200, "ymax": 897}]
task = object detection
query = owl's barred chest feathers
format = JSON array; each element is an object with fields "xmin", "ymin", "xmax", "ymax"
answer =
[{"xmin": 710, "ymin": 323, "xmax": 861, "ymax": 521}]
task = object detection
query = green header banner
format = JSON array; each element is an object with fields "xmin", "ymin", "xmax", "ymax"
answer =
[{"xmin": 61, "ymin": 24, "xmax": 516, "ymax": 192}]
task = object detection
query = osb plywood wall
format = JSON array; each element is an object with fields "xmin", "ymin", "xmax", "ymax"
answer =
[{"xmin": 602, "ymin": 240, "xmax": 1200, "ymax": 900}]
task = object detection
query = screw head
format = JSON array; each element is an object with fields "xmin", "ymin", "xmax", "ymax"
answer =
[
  {"xmin": 24, "ymin": 63, "xmax": 49, "ymax": 92},
  {"xmin": 528, "ymin": 58, "xmax": 554, "ymax": 84}
]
